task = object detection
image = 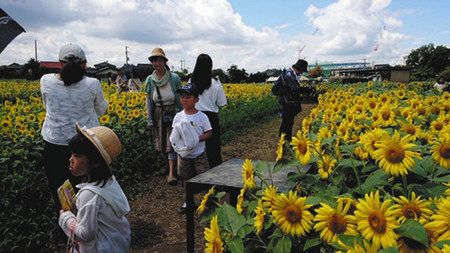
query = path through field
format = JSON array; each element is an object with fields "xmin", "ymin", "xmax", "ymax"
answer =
[{"xmin": 128, "ymin": 104, "xmax": 316, "ymax": 253}]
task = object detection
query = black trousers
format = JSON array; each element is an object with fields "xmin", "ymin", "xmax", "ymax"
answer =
[
  {"xmin": 202, "ymin": 111, "xmax": 223, "ymax": 168},
  {"xmin": 279, "ymin": 104, "xmax": 299, "ymax": 141},
  {"xmin": 42, "ymin": 141, "xmax": 76, "ymax": 211}
]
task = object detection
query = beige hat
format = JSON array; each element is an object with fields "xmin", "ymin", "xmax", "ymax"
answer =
[
  {"xmin": 76, "ymin": 124, "xmax": 122, "ymax": 170},
  {"xmin": 148, "ymin": 47, "xmax": 168, "ymax": 62}
]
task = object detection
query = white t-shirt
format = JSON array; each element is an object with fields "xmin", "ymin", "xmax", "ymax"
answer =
[
  {"xmin": 40, "ymin": 74, "xmax": 108, "ymax": 145},
  {"xmin": 172, "ymin": 110, "xmax": 212, "ymax": 158},
  {"xmin": 434, "ymin": 82, "xmax": 445, "ymax": 92},
  {"xmin": 195, "ymin": 78, "xmax": 227, "ymax": 113}
]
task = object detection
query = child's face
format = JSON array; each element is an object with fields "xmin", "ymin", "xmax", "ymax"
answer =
[
  {"xmin": 69, "ymin": 152, "xmax": 89, "ymax": 177},
  {"xmin": 180, "ymin": 94, "xmax": 198, "ymax": 109}
]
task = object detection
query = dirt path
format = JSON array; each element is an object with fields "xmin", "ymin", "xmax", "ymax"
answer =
[{"xmin": 128, "ymin": 104, "xmax": 316, "ymax": 253}]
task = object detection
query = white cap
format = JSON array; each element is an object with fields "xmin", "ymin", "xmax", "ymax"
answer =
[{"xmin": 58, "ymin": 43, "xmax": 86, "ymax": 62}]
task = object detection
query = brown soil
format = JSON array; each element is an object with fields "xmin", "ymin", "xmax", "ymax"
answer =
[{"xmin": 128, "ymin": 104, "xmax": 315, "ymax": 253}]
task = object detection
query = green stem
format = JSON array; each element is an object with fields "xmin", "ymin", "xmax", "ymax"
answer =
[
  {"xmin": 401, "ymin": 175, "xmax": 408, "ymax": 197},
  {"xmin": 430, "ymin": 163, "xmax": 437, "ymax": 182},
  {"xmin": 351, "ymin": 159, "xmax": 363, "ymax": 193}
]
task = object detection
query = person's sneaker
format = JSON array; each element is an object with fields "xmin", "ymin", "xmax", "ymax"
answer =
[
  {"xmin": 167, "ymin": 174, "xmax": 177, "ymax": 185},
  {"xmin": 177, "ymin": 202, "xmax": 187, "ymax": 214}
]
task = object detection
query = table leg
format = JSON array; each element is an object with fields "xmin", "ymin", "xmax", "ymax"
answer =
[{"xmin": 186, "ymin": 182, "xmax": 195, "ymax": 253}]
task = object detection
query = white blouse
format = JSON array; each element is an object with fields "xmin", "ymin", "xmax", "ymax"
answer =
[
  {"xmin": 40, "ymin": 74, "xmax": 108, "ymax": 145},
  {"xmin": 195, "ymin": 78, "xmax": 227, "ymax": 113}
]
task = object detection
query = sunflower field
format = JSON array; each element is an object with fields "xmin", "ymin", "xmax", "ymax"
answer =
[
  {"xmin": 0, "ymin": 79, "xmax": 277, "ymax": 251},
  {"xmin": 197, "ymin": 81, "xmax": 450, "ymax": 253}
]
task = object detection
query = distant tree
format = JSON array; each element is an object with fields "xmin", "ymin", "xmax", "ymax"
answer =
[
  {"xmin": 405, "ymin": 43, "xmax": 450, "ymax": 80},
  {"xmin": 438, "ymin": 66, "xmax": 450, "ymax": 81},
  {"xmin": 212, "ymin": 68, "xmax": 229, "ymax": 83},
  {"xmin": 174, "ymin": 69, "xmax": 191, "ymax": 82},
  {"xmin": 21, "ymin": 58, "xmax": 39, "ymax": 80},
  {"xmin": 247, "ymin": 71, "xmax": 268, "ymax": 83},
  {"xmin": 227, "ymin": 64, "xmax": 248, "ymax": 83}
]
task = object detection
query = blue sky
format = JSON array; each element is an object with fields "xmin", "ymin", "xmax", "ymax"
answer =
[{"xmin": 1, "ymin": 0, "xmax": 449, "ymax": 73}]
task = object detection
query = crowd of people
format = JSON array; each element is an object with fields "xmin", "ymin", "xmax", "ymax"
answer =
[{"xmin": 35, "ymin": 41, "xmax": 327, "ymax": 252}]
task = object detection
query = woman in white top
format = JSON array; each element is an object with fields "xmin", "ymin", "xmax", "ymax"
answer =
[
  {"xmin": 40, "ymin": 43, "xmax": 108, "ymax": 211},
  {"xmin": 191, "ymin": 54, "xmax": 227, "ymax": 168},
  {"xmin": 434, "ymin": 77, "xmax": 446, "ymax": 92}
]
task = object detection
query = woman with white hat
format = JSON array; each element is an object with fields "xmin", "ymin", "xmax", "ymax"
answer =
[
  {"xmin": 144, "ymin": 48, "xmax": 181, "ymax": 185},
  {"xmin": 40, "ymin": 43, "xmax": 108, "ymax": 211}
]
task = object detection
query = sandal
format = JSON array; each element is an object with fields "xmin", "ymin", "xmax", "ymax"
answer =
[{"xmin": 167, "ymin": 174, "xmax": 177, "ymax": 185}]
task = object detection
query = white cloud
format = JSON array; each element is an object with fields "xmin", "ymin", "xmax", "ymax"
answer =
[
  {"xmin": 303, "ymin": 0, "xmax": 406, "ymax": 64},
  {"xmin": 0, "ymin": 0, "xmax": 415, "ymax": 72}
]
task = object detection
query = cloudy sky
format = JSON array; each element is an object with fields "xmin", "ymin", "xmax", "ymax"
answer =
[{"xmin": 1, "ymin": 0, "xmax": 449, "ymax": 73}]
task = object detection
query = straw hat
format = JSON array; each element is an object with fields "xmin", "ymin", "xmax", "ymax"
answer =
[
  {"xmin": 76, "ymin": 124, "xmax": 122, "ymax": 170},
  {"xmin": 148, "ymin": 47, "xmax": 168, "ymax": 62}
]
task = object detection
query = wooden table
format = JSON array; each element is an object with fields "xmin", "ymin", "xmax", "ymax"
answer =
[{"xmin": 185, "ymin": 158, "xmax": 303, "ymax": 252}]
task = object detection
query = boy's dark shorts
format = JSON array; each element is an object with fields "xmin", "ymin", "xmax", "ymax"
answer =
[{"xmin": 177, "ymin": 152, "xmax": 209, "ymax": 179}]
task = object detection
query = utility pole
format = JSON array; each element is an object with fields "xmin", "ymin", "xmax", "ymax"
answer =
[
  {"xmin": 34, "ymin": 40, "xmax": 37, "ymax": 61},
  {"xmin": 125, "ymin": 46, "xmax": 129, "ymax": 65},
  {"xmin": 180, "ymin": 59, "xmax": 185, "ymax": 71}
]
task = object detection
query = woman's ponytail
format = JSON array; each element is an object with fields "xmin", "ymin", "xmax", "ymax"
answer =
[{"xmin": 60, "ymin": 58, "xmax": 86, "ymax": 86}]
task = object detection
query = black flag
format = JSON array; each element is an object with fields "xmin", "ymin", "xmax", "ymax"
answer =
[{"xmin": 0, "ymin": 8, "xmax": 26, "ymax": 54}]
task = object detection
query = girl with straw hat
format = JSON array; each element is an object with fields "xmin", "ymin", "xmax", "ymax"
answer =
[{"xmin": 59, "ymin": 124, "xmax": 130, "ymax": 252}]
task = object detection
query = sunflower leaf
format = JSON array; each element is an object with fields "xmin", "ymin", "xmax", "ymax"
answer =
[
  {"xmin": 274, "ymin": 236, "xmax": 292, "ymax": 253},
  {"xmin": 358, "ymin": 169, "xmax": 388, "ymax": 194},
  {"xmin": 436, "ymin": 240, "xmax": 450, "ymax": 248},
  {"xmin": 394, "ymin": 219, "xmax": 429, "ymax": 246},
  {"xmin": 410, "ymin": 182, "xmax": 446, "ymax": 198},
  {"xmin": 226, "ymin": 237, "xmax": 244, "ymax": 253},
  {"xmin": 378, "ymin": 246, "xmax": 399, "ymax": 253},
  {"xmin": 303, "ymin": 237, "xmax": 321, "ymax": 251},
  {"xmin": 218, "ymin": 203, "xmax": 246, "ymax": 235}
]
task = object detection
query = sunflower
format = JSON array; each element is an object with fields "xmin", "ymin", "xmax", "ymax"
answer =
[
  {"xmin": 399, "ymin": 122, "xmax": 421, "ymax": 140},
  {"xmin": 354, "ymin": 146, "xmax": 370, "ymax": 160},
  {"xmin": 262, "ymin": 185, "xmax": 278, "ymax": 210},
  {"xmin": 431, "ymin": 133, "xmax": 450, "ymax": 169},
  {"xmin": 317, "ymin": 154, "xmax": 337, "ymax": 180},
  {"xmin": 391, "ymin": 192, "xmax": 433, "ymax": 224},
  {"xmin": 291, "ymin": 131, "xmax": 314, "ymax": 163},
  {"xmin": 431, "ymin": 119, "xmax": 445, "ymax": 133},
  {"xmin": 425, "ymin": 197, "xmax": 450, "ymax": 241},
  {"xmin": 314, "ymin": 200, "xmax": 357, "ymax": 243},
  {"xmin": 276, "ymin": 133, "xmax": 285, "ymax": 162},
  {"xmin": 197, "ymin": 186, "xmax": 215, "ymax": 215},
  {"xmin": 359, "ymin": 128, "xmax": 388, "ymax": 156},
  {"xmin": 271, "ymin": 191, "xmax": 313, "ymax": 237},
  {"xmin": 317, "ymin": 126, "xmax": 332, "ymax": 141},
  {"xmin": 99, "ymin": 115, "xmax": 110, "ymax": 124},
  {"xmin": 241, "ymin": 159, "xmax": 255, "ymax": 189},
  {"xmin": 372, "ymin": 131, "xmax": 421, "ymax": 176},
  {"xmin": 254, "ymin": 199, "xmax": 266, "ymax": 235},
  {"xmin": 204, "ymin": 216, "xmax": 223, "ymax": 253},
  {"xmin": 236, "ymin": 187, "xmax": 246, "ymax": 214},
  {"xmin": 354, "ymin": 191, "xmax": 399, "ymax": 249},
  {"xmin": 378, "ymin": 105, "xmax": 397, "ymax": 127}
]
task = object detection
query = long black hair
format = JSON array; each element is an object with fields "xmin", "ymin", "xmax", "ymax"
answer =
[
  {"xmin": 192, "ymin": 54, "xmax": 213, "ymax": 95},
  {"xmin": 60, "ymin": 57, "xmax": 86, "ymax": 86},
  {"xmin": 69, "ymin": 132, "xmax": 112, "ymax": 187}
]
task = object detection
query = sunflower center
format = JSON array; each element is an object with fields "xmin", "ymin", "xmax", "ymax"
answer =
[
  {"xmin": 297, "ymin": 141, "xmax": 307, "ymax": 154},
  {"xmin": 403, "ymin": 205, "xmax": 421, "ymax": 219},
  {"xmin": 434, "ymin": 123, "xmax": 443, "ymax": 131},
  {"xmin": 417, "ymin": 108, "xmax": 426, "ymax": 115},
  {"xmin": 385, "ymin": 144, "xmax": 405, "ymax": 163},
  {"xmin": 404, "ymin": 126, "xmax": 416, "ymax": 135},
  {"xmin": 368, "ymin": 211, "xmax": 387, "ymax": 234},
  {"xmin": 328, "ymin": 213, "xmax": 347, "ymax": 234},
  {"xmin": 440, "ymin": 145, "xmax": 450, "ymax": 159},
  {"xmin": 285, "ymin": 205, "xmax": 302, "ymax": 224},
  {"xmin": 381, "ymin": 111, "xmax": 391, "ymax": 121}
]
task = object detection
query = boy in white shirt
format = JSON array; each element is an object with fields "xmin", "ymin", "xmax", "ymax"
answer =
[{"xmin": 170, "ymin": 84, "xmax": 212, "ymax": 213}]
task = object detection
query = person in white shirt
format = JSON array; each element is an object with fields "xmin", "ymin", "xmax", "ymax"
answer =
[
  {"xmin": 128, "ymin": 69, "xmax": 142, "ymax": 91},
  {"xmin": 170, "ymin": 84, "xmax": 212, "ymax": 213},
  {"xmin": 40, "ymin": 43, "xmax": 108, "ymax": 211},
  {"xmin": 190, "ymin": 54, "xmax": 227, "ymax": 168},
  {"xmin": 434, "ymin": 77, "xmax": 446, "ymax": 92},
  {"xmin": 59, "ymin": 124, "xmax": 130, "ymax": 253}
]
